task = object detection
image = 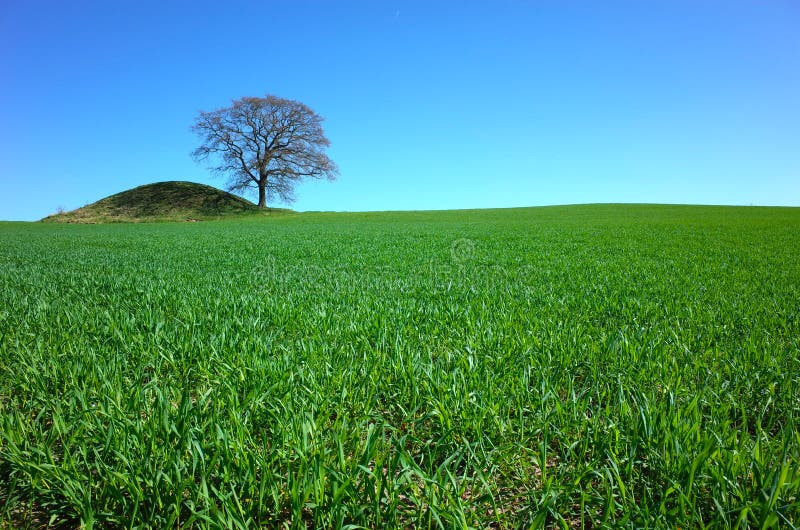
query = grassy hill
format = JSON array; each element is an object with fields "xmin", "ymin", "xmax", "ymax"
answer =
[{"xmin": 41, "ymin": 181, "xmax": 289, "ymax": 223}]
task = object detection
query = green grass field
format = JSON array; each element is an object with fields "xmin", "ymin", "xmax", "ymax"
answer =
[{"xmin": 1, "ymin": 204, "xmax": 799, "ymax": 528}]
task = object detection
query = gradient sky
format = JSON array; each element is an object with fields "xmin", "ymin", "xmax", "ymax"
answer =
[{"xmin": 1, "ymin": 0, "xmax": 798, "ymax": 220}]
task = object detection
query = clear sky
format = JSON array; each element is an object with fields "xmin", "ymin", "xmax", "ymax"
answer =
[{"xmin": 1, "ymin": 0, "xmax": 798, "ymax": 220}]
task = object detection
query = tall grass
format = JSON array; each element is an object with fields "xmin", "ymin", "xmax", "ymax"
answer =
[{"xmin": 1, "ymin": 204, "xmax": 798, "ymax": 528}]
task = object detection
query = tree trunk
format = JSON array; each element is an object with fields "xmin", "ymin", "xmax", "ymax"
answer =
[{"xmin": 257, "ymin": 183, "xmax": 267, "ymax": 208}]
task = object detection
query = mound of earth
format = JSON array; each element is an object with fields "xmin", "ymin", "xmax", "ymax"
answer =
[{"xmin": 41, "ymin": 181, "xmax": 282, "ymax": 223}]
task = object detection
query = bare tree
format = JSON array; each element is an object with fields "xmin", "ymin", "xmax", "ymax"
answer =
[{"xmin": 192, "ymin": 95, "xmax": 338, "ymax": 208}]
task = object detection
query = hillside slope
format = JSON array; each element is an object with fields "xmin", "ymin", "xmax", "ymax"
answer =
[{"xmin": 41, "ymin": 181, "xmax": 288, "ymax": 223}]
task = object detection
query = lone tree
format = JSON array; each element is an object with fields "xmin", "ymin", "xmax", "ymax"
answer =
[{"xmin": 192, "ymin": 95, "xmax": 338, "ymax": 208}]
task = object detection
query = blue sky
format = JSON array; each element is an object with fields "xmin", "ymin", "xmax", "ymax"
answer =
[{"xmin": 1, "ymin": 0, "xmax": 798, "ymax": 220}]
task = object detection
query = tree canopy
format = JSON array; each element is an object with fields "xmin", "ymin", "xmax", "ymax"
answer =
[{"xmin": 192, "ymin": 95, "xmax": 338, "ymax": 208}]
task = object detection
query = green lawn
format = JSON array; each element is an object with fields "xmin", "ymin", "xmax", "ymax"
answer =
[{"xmin": 1, "ymin": 204, "xmax": 798, "ymax": 528}]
